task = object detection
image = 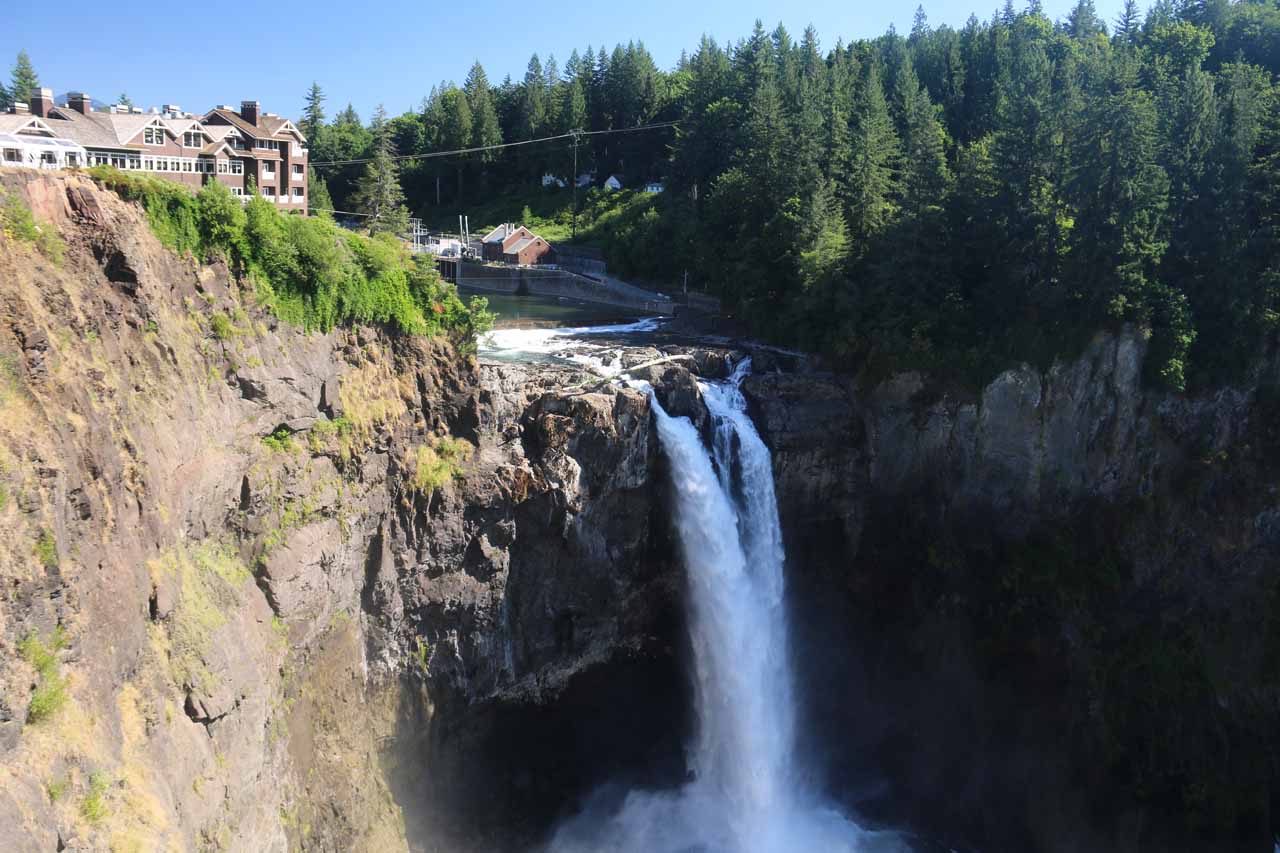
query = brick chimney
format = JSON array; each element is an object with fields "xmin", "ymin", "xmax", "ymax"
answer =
[
  {"xmin": 68, "ymin": 92, "xmax": 93, "ymax": 114},
  {"xmin": 240, "ymin": 100, "xmax": 260, "ymax": 126},
  {"xmin": 30, "ymin": 87, "xmax": 52, "ymax": 118}
]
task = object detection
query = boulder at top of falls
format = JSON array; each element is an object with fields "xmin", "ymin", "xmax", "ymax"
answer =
[{"xmin": 627, "ymin": 363, "xmax": 707, "ymax": 431}]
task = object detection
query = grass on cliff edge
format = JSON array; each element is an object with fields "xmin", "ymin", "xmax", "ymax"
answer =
[
  {"xmin": 0, "ymin": 187, "xmax": 65, "ymax": 264},
  {"xmin": 86, "ymin": 166, "xmax": 493, "ymax": 343}
]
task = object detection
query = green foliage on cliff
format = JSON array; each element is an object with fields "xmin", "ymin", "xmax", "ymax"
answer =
[
  {"xmin": 408, "ymin": 436, "xmax": 471, "ymax": 493},
  {"xmin": 0, "ymin": 187, "xmax": 64, "ymax": 263},
  {"xmin": 79, "ymin": 771, "xmax": 111, "ymax": 823},
  {"xmin": 86, "ymin": 167, "xmax": 492, "ymax": 343},
  {"xmin": 34, "ymin": 528, "xmax": 57, "ymax": 569},
  {"xmin": 148, "ymin": 542, "xmax": 252, "ymax": 694},
  {"xmin": 18, "ymin": 626, "xmax": 68, "ymax": 724}
]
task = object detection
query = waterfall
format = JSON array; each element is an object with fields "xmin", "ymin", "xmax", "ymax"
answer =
[{"xmin": 552, "ymin": 361, "xmax": 903, "ymax": 852}]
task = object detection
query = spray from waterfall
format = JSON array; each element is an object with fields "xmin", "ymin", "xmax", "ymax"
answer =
[{"xmin": 551, "ymin": 360, "xmax": 903, "ymax": 852}]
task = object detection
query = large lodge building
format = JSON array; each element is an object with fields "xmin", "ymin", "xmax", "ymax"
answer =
[{"xmin": 0, "ymin": 88, "xmax": 308, "ymax": 212}]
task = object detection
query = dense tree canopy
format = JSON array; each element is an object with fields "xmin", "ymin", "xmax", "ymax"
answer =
[{"xmin": 305, "ymin": 1, "xmax": 1280, "ymax": 388}]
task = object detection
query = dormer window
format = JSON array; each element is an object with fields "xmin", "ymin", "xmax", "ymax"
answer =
[
  {"xmin": 143, "ymin": 126, "xmax": 164, "ymax": 145},
  {"xmin": 183, "ymin": 131, "xmax": 202, "ymax": 147}
]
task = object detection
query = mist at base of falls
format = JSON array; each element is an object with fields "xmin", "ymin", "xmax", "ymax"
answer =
[{"xmin": 548, "ymin": 362, "xmax": 907, "ymax": 853}]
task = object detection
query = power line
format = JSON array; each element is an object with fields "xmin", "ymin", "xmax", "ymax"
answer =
[{"xmin": 310, "ymin": 121, "xmax": 678, "ymax": 168}]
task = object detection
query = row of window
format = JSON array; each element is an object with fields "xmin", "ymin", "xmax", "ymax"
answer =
[
  {"xmin": 139, "ymin": 123, "xmax": 306, "ymax": 160},
  {"xmin": 258, "ymin": 186, "xmax": 305, "ymax": 198},
  {"xmin": 1, "ymin": 149, "xmax": 82, "ymax": 167},
  {"xmin": 87, "ymin": 151, "xmax": 246, "ymax": 175}
]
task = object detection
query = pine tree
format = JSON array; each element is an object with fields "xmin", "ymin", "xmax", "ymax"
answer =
[
  {"xmin": 117, "ymin": 93, "xmax": 133, "ymax": 107},
  {"xmin": 798, "ymin": 179, "xmax": 850, "ymax": 298},
  {"xmin": 1068, "ymin": 55, "xmax": 1174, "ymax": 380},
  {"xmin": 301, "ymin": 82, "xmax": 326, "ymax": 141},
  {"xmin": 335, "ymin": 104, "xmax": 360, "ymax": 126},
  {"xmin": 844, "ymin": 61, "xmax": 900, "ymax": 256},
  {"xmin": 791, "ymin": 50, "xmax": 826, "ymax": 197},
  {"xmin": 991, "ymin": 39, "xmax": 1059, "ymax": 310},
  {"xmin": 1248, "ymin": 85, "xmax": 1280, "ymax": 346},
  {"xmin": 9, "ymin": 51, "xmax": 39, "ymax": 108},
  {"xmin": 1114, "ymin": 0, "xmax": 1141, "ymax": 43},
  {"xmin": 519, "ymin": 54, "xmax": 546, "ymax": 140},
  {"xmin": 352, "ymin": 105, "xmax": 410, "ymax": 235},
  {"xmin": 465, "ymin": 62, "xmax": 503, "ymax": 160},
  {"xmin": 544, "ymin": 54, "xmax": 561, "ymax": 131},
  {"xmin": 308, "ymin": 169, "xmax": 334, "ymax": 219},
  {"xmin": 1066, "ymin": 0, "xmax": 1105, "ymax": 40},
  {"xmin": 562, "ymin": 77, "xmax": 587, "ymax": 133},
  {"xmin": 897, "ymin": 66, "xmax": 952, "ymax": 225},
  {"xmin": 823, "ymin": 48, "xmax": 855, "ymax": 189},
  {"xmin": 742, "ymin": 69, "xmax": 788, "ymax": 202}
]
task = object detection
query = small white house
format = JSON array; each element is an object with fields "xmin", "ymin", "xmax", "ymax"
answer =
[
  {"xmin": 604, "ymin": 174, "xmax": 623, "ymax": 191},
  {"xmin": 644, "ymin": 181, "xmax": 665, "ymax": 194},
  {"xmin": 576, "ymin": 171, "xmax": 595, "ymax": 188},
  {"xmin": 0, "ymin": 115, "xmax": 88, "ymax": 171},
  {"xmin": 541, "ymin": 173, "xmax": 566, "ymax": 188}
]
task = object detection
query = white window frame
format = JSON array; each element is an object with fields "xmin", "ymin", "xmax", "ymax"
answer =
[{"xmin": 143, "ymin": 126, "xmax": 165, "ymax": 146}]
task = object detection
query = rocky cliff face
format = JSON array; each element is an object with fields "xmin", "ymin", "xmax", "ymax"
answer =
[
  {"xmin": 0, "ymin": 172, "xmax": 684, "ymax": 852},
  {"xmin": 745, "ymin": 330, "xmax": 1280, "ymax": 851}
]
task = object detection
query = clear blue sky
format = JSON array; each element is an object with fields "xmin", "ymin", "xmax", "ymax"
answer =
[{"xmin": 4, "ymin": 0, "xmax": 1125, "ymax": 123}]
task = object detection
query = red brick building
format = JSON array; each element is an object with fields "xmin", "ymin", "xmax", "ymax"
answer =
[
  {"xmin": 7, "ymin": 89, "xmax": 308, "ymax": 212},
  {"xmin": 480, "ymin": 223, "xmax": 556, "ymax": 265}
]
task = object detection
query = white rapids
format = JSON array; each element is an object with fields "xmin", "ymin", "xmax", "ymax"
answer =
[
  {"xmin": 480, "ymin": 317, "xmax": 663, "ymax": 376},
  {"xmin": 550, "ymin": 360, "xmax": 905, "ymax": 852}
]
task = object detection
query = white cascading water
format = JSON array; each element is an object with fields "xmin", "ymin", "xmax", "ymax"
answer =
[{"xmin": 552, "ymin": 360, "xmax": 904, "ymax": 852}]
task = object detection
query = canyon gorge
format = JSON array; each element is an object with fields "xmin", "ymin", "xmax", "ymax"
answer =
[{"xmin": 1, "ymin": 172, "xmax": 1278, "ymax": 852}]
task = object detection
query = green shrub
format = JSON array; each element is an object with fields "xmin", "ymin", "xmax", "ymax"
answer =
[
  {"xmin": 0, "ymin": 188, "xmax": 64, "ymax": 263},
  {"xmin": 261, "ymin": 427, "xmax": 296, "ymax": 454},
  {"xmin": 194, "ymin": 181, "xmax": 247, "ymax": 255},
  {"xmin": 209, "ymin": 312, "xmax": 235, "ymax": 341},
  {"xmin": 415, "ymin": 637, "xmax": 431, "ymax": 673},
  {"xmin": 89, "ymin": 166, "xmax": 486, "ymax": 344},
  {"xmin": 45, "ymin": 775, "xmax": 69, "ymax": 802},
  {"xmin": 409, "ymin": 436, "xmax": 471, "ymax": 493},
  {"xmin": 80, "ymin": 771, "xmax": 110, "ymax": 823},
  {"xmin": 34, "ymin": 529, "xmax": 57, "ymax": 569},
  {"xmin": 18, "ymin": 626, "xmax": 69, "ymax": 723}
]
